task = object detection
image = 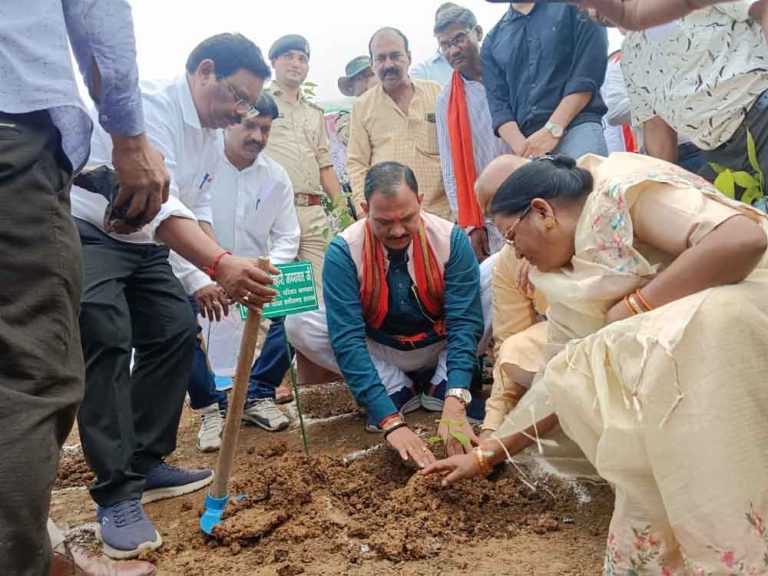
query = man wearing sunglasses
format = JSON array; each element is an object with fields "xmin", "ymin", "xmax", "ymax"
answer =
[{"xmin": 69, "ymin": 33, "xmax": 278, "ymax": 560}]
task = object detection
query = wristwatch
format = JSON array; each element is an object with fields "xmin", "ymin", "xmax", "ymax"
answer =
[
  {"xmin": 545, "ymin": 121, "xmax": 565, "ymax": 139},
  {"xmin": 445, "ymin": 387, "xmax": 472, "ymax": 406}
]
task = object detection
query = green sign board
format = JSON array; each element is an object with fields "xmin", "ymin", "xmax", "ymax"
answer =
[{"xmin": 238, "ymin": 261, "xmax": 318, "ymax": 320}]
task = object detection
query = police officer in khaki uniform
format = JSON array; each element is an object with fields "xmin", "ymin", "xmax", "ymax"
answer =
[{"xmin": 266, "ymin": 34, "xmax": 342, "ymax": 299}]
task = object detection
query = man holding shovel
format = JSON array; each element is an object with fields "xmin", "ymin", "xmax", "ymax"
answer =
[{"xmin": 70, "ymin": 33, "xmax": 279, "ymax": 560}]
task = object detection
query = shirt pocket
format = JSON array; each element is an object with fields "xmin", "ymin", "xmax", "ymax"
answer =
[{"xmin": 412, "ymin": 115, "xmax": 439, "ymax": 157}]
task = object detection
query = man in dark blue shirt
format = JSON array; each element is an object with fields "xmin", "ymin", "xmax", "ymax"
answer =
[{"xmin": 481, "ymin": 3, "xmax": 609, "ymax": 159}]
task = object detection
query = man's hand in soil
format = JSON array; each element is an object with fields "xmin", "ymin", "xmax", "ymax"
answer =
[
  {"xmin": 386, "ymin": 426, "xmax": 436, "ymax": 468},
  {"xmin": 194, "ymin": 283, "xmax": 230, "ymax": 322},
  {"xmin": 420, "ymin": 453, "xmax": 479, "ymax": 487},
  {"xmin": 111, "ymin": 133, "xmax": 170, "ymax": 227},
  {"xmin": 215, "ymin": 255, "xmax": 279, "ymax": 310},
  {"xmin": 468, "ymin": 227, "xmax": 490, "ymax": 263},
  {"xmin": 439, "ymin": 397, "xmax": 479, "ymax": 457}
]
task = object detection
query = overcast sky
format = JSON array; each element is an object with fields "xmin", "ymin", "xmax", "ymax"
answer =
[{"xmin": 121, "ymin": 0, "xmax": 621, "ymax": 107}]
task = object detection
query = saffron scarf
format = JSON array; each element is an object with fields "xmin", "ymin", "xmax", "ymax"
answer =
[
  {"xmin": 360, "ymin": 218, "xmax": 445, "ymax": 335},
  {"xmin": 447, "ymin": 70, "xmax": 484, "ymax": 229}
]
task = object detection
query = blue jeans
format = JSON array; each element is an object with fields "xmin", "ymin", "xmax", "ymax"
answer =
[
  {"xmin": 677, "ymin": 142, "xmax": 705, "ymax": 174},
  {"xmin": 187, "ymin": 297, "xmax": 228, "ymax": 411},
  {"xmin": 186, "ymin": 297, "xmax": 292, "ymax": 410},
  {"xmin": 554, "ymin": 121, "xmax": 609, "ymax": 158},
  {"xmin": 247, "ymin": 317, "xmax": 292, "ymax": 401}
]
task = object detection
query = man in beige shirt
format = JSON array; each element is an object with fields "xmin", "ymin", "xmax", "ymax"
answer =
[
  {"xmin": 265, "ymin": 34, "xmax": 342, "ymax": 297},
  {"xmin": 347, "ymin": 27, "xmax": 451, "ymax": 220}
]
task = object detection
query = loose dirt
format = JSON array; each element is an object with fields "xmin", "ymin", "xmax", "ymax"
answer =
[{"xmin": 51, "ymin": 384, "xmax": 614, "ymax": 575}]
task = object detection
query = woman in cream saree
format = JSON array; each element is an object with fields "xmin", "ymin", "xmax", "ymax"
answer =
[{"xmin": 424, "ymin": 153, "xmax": 768, "ymax": 574}]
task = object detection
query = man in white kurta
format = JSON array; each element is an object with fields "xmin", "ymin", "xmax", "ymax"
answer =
[{"xmin": 188, "ymin": 92, "xmax": 300, "ymax": 452}]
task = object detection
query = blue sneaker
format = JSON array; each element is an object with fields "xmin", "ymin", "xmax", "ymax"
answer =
[
  {"xmin": 96, "ymin": 498, "xmax": 162, "ymax": 559},
  {"xmin": 141, "ymin": 462, "xmax": 213, "ymax": 504},
  {"xmin": 421, "ymin": 381, "xmax": 446, "ymax": 412},
  {"xmin": 364, "ymin": 386, "xmax": 421, "ymax": 433}
]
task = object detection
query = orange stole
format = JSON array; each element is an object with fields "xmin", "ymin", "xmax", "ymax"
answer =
[
  {"xmin": 360, "ymin": 219, "xmax": 446, "ymax": 337},
  {"xmin": 447, "ymin": 70, "xmax": 484, "ymax": 229}
]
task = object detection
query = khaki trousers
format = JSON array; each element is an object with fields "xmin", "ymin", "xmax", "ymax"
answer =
[{"xmin": 296, "ymin": 204, "xmax": 328, "ymax": 301}]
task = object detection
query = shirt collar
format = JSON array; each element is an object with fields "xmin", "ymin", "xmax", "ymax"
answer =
[
  {"xmin": 177, "ymin": 75, "xmax": 202, "ymax": 130},
  {"xmin": 224, "ymin": 148, "xmax": 270, "ymax": 173}
]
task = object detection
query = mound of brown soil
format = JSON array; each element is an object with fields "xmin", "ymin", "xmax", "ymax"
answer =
[
  {"xmin": 208, "ymin": 439, "xmax": 596, "ymax": 564},
  {"xmin": 299, "ymin": 382, "xmax": 360, "ymax": 420}
]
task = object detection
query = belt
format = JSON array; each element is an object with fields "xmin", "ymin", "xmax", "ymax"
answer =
[{"xmin": 294, "ymin": 193, "xmax": 323, "ymax": 207}]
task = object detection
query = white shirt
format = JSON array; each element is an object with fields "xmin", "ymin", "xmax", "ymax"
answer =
[
  {"xmin": 0, "ymin": 0, "xmax": 143, "ymax": 171},
  {"xmin": 210, "ymin": 144, "xmax": 300, "ymax": 265},
  {"xmin": 71, "ymin": 75, "xmax": 219, "ymax": 294},
  {"xmin": 622, "ymin": 3, "xmax": 768, "ymax": 150}
]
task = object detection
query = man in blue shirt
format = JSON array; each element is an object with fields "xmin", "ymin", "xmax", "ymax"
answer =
[
  {"xmin": 0, "ymin": 1, "xmax": 169, "ymax": 573},
  {"xmin": 481, "ymin": 2, "xmax": 609, "ymax": 159},
  {"xmin": 286, "ymin": 161, "xmax": 485, "ymax": 467}
]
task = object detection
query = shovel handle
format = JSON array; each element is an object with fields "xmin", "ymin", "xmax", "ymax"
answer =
[{"xmin": 210, "ymin": 256, "xmax": 271, "ymax": 499}]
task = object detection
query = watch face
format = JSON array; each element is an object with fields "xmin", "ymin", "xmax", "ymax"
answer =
[
  {"xmin": 447, "ymin": 388, "xmax": 472, "ymax": 404},
  {"xmin": 548, "ymin": 123, "xmax": 563, "ymax": 138}
]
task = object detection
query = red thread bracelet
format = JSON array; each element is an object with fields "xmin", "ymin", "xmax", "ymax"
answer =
[{"xmin": 202, "ymin": 251, "xmax": 232, "ymax": 279}]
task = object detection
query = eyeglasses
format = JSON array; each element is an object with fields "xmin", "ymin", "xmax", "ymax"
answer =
[
  {"xmin": 438, "ymin": 31, "xmax": 470, "ymax": 55},
  {"xmin": 225, "ymin": 82, "xmax": 260, "ymax": 119},
  {"xmin": 503, "ymin": 204, "xmax": 532, "ymax": 247}
]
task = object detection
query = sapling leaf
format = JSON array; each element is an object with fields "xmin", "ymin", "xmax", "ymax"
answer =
[
  {"xmin": 708, "ymin": 162, "xmax": 729, "ymax": 175},
  {"xmin": 451, "ymin": 431, "xmax": 470, "ymax": 448},
  {"xmin": 714, "ymin": 171, "xmax": 736, "ymax": 198},
  {"xmin": 427, "ymin": 436, "xmax": 443, "ymax": 445},
  {"xmin": 742, "ymin": 186, "xmax": 764, "ymax": 207},
  {"xmin": 747, "ymin": 129, "xmax": 761, "ymax": 175},
  {"xmin": 733, "ymin": 171, "xmax": 759, "ymax": 189}
]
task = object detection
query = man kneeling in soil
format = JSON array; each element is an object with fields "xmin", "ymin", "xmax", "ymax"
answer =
[{"xmin": 286, "ymin": 161, "xmax": 484, "ymax": 466}]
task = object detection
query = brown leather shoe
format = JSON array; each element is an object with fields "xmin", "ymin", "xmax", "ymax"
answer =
[{"xmin": 51, "ymin": 542, "xmax": 157, "ymax": 576}]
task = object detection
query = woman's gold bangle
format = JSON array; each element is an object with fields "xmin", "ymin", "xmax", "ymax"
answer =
[
  {"xmin": 634, "ymin": 289, "xmax": 654, "ymax": 312},
  {"xmin": 623, "ymin": 295, "xmax": 642, "ymax": 316},
  {"xmin": 473, "ymin": 447, "xmax": 492, "ymax": 477}
]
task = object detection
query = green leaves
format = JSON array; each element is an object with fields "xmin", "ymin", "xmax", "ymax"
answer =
[
  {"xmin": 714, "ymin": 170, "xmax": 736, "ymax": 198},
  {"xmin": 747, "ymin": 129, "xmax": 760, "ymax": 175},
  {"xmin": 301, "ymin": 80, "xmax": 318, "ymax": 100},
  {"xmin": 732, "ymin": 171, "xmax": 760, "ymax": 189},
  {"xmin": 709, "ymin": 128, "xmax": 765, "ymax": 207},
  {"xmin": 742, "ymin": 186, "xmax": 764, "ymax": 207}
]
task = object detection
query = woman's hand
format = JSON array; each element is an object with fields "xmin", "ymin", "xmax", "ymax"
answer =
[
  {"xmin": 420, "ymin": 453, "xmax": 481, "ymax": 486},
  {"xmin": 605, "ymin": 298, "xmax": 633, "ymax": 325}
]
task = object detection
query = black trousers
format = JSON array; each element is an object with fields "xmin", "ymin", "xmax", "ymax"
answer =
[
  {"xmin": 701, "ymin": 91, "xmax": 768, "ymax": 198},
  {"xmin": 76, "ymin": 220, "xmax": 196, "ymax": 507},
  {"xmin": 0, "ymin": 111, "xmax": 83, "ymax": 575}
]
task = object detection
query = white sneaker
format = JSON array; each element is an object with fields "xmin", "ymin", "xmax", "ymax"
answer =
[
  {"xmin": 196, "ymin": 403, "xmax": 224, "ymax": 452},
  {"xmin": 242, "ymin": 398, "xmax": 290, "ymax": 432}
]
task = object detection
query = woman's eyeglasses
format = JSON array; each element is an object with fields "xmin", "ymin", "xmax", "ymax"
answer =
[{"xmin": 503, "ymin": 204, "xmax": 532, "ymax": 247}]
